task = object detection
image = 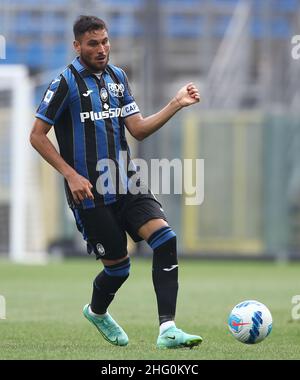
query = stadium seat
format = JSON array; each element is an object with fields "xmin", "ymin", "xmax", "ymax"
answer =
[
  {"xmin": 271, "ymin": 18, "xmax": 291, "ymax": 38},
  {"xmin": 109, "ymin": 14, "xmax": 142, "ymax": 37},
  {"xmin": 251, "ymin": 18, "xmax": 264, "ymax": 39},
  {"xmin": 275, "ymin": 0, "xmax": 299, "ymax": 12},
  {"xmin": 167, "ymin": 14, "xmax": 203, "ymax": 38},
  {"xmin": 105, "ymin": 0, "xmax": 143, "ymax": 7},
  {"xmin": 162, "ymin": 0, "xmax": 203, "ymax": 5},
  {"xmin": 212, "ymin": 0, "xmax": 239, "ymax": 4},
  {"xmin": 213, "ymin": 15, "xmax": 232, "ymax": 37}
]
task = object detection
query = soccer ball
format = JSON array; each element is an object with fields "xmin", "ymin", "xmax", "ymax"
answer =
[{"xmin": 228, "ymin": 300, "xmax": 272, "ymax": 344}]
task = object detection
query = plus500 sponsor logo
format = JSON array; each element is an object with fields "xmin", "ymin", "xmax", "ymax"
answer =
[
  {"xmin": 80, "ymin": 108, "xmax": 122, "ymax": 122},
  {"xmin": 80, "ymin": 102, "xmax": 138, "ymax": 122}
]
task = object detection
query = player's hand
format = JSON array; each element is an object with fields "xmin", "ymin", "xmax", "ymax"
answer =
[
  {"xmin": 66, "ymin": 173, "xmax": 94, "ymax": 204},
  {"xmin": 174, "ymin": 83, "xmax": 200, "ymax": 107}
]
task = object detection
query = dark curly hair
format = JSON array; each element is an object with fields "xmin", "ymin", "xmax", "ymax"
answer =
[{"xmin": 73, "ymin": 15, "xmax": 107, "ymax": 40}]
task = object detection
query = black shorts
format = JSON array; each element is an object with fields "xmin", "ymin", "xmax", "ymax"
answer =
[{"xmin": 72, "ymin": 192, "xmax": 167, "ymax": 261}]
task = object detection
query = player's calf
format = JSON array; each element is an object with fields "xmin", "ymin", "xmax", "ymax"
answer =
[
  {"xmin": 91, "ymin": 257, "xmax": 130, "ymax": 314},
  {"xmin": 83, "ymin": 257, "xmax": 130, "ymax": 346},
  {"xmin": 148, "ymin": 226, "xmax": 178, "ymax": 324}
]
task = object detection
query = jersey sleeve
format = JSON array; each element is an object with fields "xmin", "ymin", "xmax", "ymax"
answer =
[
  {"xmin": 35, "ymin": 75, "xmax": 69, "ymax": 125},
  {"xmin": 120, "ymin": 70, "xmax": 140, "ymax": 118}
]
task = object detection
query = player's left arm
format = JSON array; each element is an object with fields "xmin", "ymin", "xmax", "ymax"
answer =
[{"xmin": 125, "ymin": 83, "xmax": 200, "ymax": 141}]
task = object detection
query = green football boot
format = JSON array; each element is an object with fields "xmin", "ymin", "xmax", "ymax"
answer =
[
  {"xmin": 83, "ymin": 304, "xmax": 128, "ymax": 346},
  {"xmin": 157, "ymin": 326, "xmax": 202, "ymax": 349}
]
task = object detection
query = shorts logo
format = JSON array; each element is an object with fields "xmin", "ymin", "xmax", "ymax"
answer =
[
  {"xmin": 100, "ymin": 88, "xmax": 108, "ymax": 102},
  {"xmin": 96, "ymin": 243, "xmax": 105, "ymax": 256},
  {"xmin": 108, "ymin": 83, "xmax": 124, "ymax": 98}
]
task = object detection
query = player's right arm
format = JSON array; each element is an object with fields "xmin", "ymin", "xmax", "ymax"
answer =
[
  {"xmin": 30, "ymin": 118, "xmax": 94, "ymax": 204},
  {"xmin": 30, "ymin": 75, "xmax": 94, "ymax": 204}
]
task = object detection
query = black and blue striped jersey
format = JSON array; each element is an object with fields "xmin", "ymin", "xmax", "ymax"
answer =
[{"xmin": 36, "ymin": 57, "xmax": 140, "ymax": 209}]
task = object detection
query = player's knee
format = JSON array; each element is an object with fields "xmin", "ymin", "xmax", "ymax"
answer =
[
  {"xmin": 149, "ymin": 227, "xmax": 178, "ymax": 295},
  {"xmin": 147, "ymin": 226, "xmax": 178, "ymax": 275},
  {"xmin": 147, "ymin": 226, "xmax": 177, "ymax": 255},
  {"xmin": 93, "ymin": 257, "xmax": 130, "ymax": 298},
  {"xmin": 104, "ymin": 257, "xmax": 131, "ymax": 278}
]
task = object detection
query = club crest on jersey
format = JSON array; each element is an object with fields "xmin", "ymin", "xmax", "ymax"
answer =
[
  {"xmin": 108, "ymin": 83, "xmax": 125, "ymax": 98},
  {"xmin": 100, "ymin": 88, "xmax": 108, "ymax": 102}
]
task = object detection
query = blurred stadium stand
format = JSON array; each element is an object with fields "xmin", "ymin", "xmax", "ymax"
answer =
[
  {"xmin": 0, "ymin": 0, "xmax": 300, "ymax": 261},
  {"xmin": 0, "ymin": 0, "xmax": 298, "ymax": 108}
]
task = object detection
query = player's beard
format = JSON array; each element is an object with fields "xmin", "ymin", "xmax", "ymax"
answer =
[{"xmin": 80, "ymin": 52, "xmax": 110, "ymax": 73}]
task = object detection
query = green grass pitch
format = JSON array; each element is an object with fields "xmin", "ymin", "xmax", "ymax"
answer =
[{"xmin": 0, "ymin": 258, "xmax": 299, "ymax": 360}]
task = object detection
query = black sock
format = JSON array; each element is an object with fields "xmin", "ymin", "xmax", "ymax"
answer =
[
  {"xmin": 148, "ymin": 227, "xmax": 178, "ymax": 325},
  {"xmin": 91, "ymin": 257, "xmax": 130, "ymax": 314}
]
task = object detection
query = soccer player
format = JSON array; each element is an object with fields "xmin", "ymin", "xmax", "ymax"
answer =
[{"xmin": 30, "ymin": 15, "xmax": 202, "ymax": 349}]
